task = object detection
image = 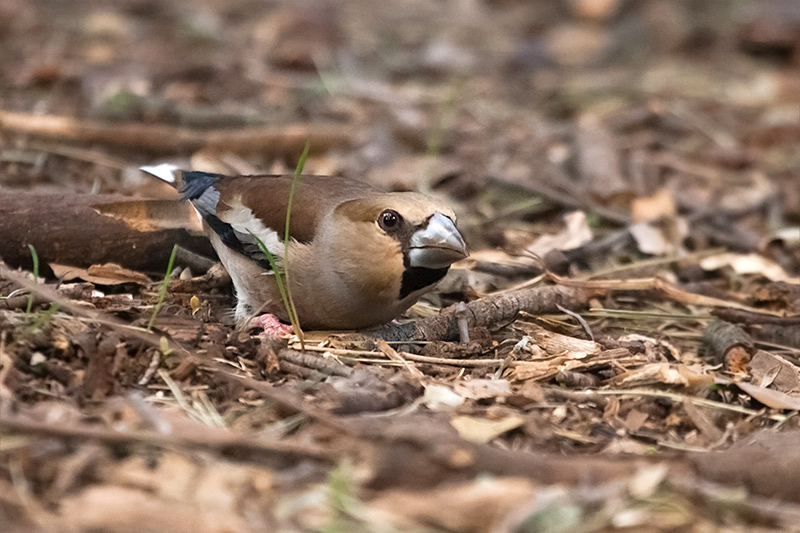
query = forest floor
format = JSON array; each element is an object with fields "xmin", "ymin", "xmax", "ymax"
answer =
[{"xmin": 1, "ymin": 0, "xmax": 800, "ymax": 531}]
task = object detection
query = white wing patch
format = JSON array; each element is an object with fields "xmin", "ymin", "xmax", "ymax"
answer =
[
  {"xmin": 222, "ymin": 202, "xmax": 287, "ymax": 260},
  {"xmin": 139, "ymin": 164, "xmax": 179, "ymax": 184}
]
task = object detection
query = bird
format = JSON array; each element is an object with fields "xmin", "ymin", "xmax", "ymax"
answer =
[{"xmin": 140, "ymin": 164, "xmax": 468, "ymax": 331}]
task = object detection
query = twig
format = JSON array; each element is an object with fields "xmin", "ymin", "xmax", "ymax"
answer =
[
  {"xmin": 278, "ymin": 349, "xmax": 353, "ymax": 377},
  {"xmin": 549, "ymin": 272, "xmax": 788, "ymax": 317},
  {"xmin": 585, "ymin": 248, "xmax": 726, "ymax": 279},
  {"xmin": 713, "ymin": 308, "xmax": 800, "ymax": 325},
  {"xmin": 0, "ymin": 331, "xmax": 11, "ymax": 403},
  {"xmin": 0, "ymin": 110, "xmax": 353, "ymax": 155},
  {"xmin": 556, "ymin": 303, "xmax": 593, "ymax": 341},
  {"xmin": 369, "ymin": 284, "xmax": 593, "ymax": 343},
  {"xmin": 396, "ymin": 353, "xmax": 503, "ymax": 367},
  {"xmin": 704, "ymin": 319, "xmax": 754, "ymax": 373},
  {"xmin": 375, "ymin": 339, "xmax": 424, "ymax": 377},
  {"xmin": 455, "ymin": 302, "xmax": 470, "ymax": 344},
  {"xmin": 278, "ymin": 360, "xmax": 329, "ymax": 380},
  {"xmin": 0, "ymin": 264, "xmax": 346, "ymax": 431},
  {"xmin": 588, "ymin": 388, "xmax": 786, "ymax": 422},
  {"xmin": 26, "ymin": 141, "xmax": 128, "ymax": 169},
  {"xmin": 137, "ymin": 350, "xmax": 162, "ymax": 386},
  {"xmin": 498, "ymin": 171, "xmax": 630, "ymax": 226},
  {"xmin": 292, "ymin": 344, "xmax": 504, "ymax": 367},
  {"xmin": 0, "ymin": 415, "xmax": 332, "ymax": 461}
]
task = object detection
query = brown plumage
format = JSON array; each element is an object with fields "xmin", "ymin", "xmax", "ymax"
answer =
[{"xmin": 141, "ymin": 165, "xmax": 468, "ymax": 330}]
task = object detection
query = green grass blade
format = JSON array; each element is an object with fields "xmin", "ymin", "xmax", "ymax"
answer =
[
  {"xmin": 281, "ymin": 140, "xmax": 310, "ymax": 343},
  {"xmin": 286, "ymin": 140, "xmax": 310, "ymax": 245},
  {"xmin": 26, "ymin": 244, "xmax": 39, "ymax": 315},
  {"xmin": 249, "ymin": 232, "xmax": 303, "ymax": 342},
  {"xmin": 147, "ymin": 244, "xmax": 178, "ymax": 332},
  {"xmin": 249, "ymin": 233, "xmax": 290, "ymax": 312},
  {"xmin": 242, "ymin": 142, "xmax": 309, "ymax": 343}
]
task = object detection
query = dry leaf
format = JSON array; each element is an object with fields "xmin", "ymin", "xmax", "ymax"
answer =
[
  {"xmin": 623, "ymin": 410, "xmax": 648, "ymax": 433},
  {"xmin": 628, "ymin": 218, "xmax": 688, "ymax": 256},
  {"xmin": 749, "ymin": 351, "xmax": 800, "ymax": 394},
  {"xmin": 736, "ymin": 381, "xmax": 800, "ymax": 410},
  {"xmin": 58, "ymin": 485, "xmax": 256, "ymax": 533},
  {"xmin": 450, "ymin": 414, "xmax": 525, "ymax": 443},
  {"xmin": 50, "ymin": 262, "xmax": 151, "ymax": 285},
  {"xmin": 453, "ymin": 379, "xmax": 511, "ymax": 400},
  {"xmin": 628, "ymin": 463, "xmax": 668, "ymax": 498},
  {"xmin": 629, "ymin": 223, "xmax": 670, "ymax": 255},
  {"xmin": 368, "ymin": 478, "xmax": 537, "ymax": 533},
  {"xmin": 422, "ymin": 384, "xmax": 465, "ymax": 410},
  {"xmin": 516, "ymin": 323, "xmax": 602, "ymax": 359},
  {"xmin": 527, "ymin": 211, "xmax": 593, "ymax": 258},
  {"xmin": 700, "ymin": 253, "xmax": 799, "ymax": 283},
  {"xmin": 631, "ymin": 188, "xmax": 676, "ymax": 223},
  {"xmin": 509, "ymin": 360, "xmax": 563, "ymax": 381},
  {"xmin": 610, "ymin": 363, "xmax": 690, "ymax": 387}
]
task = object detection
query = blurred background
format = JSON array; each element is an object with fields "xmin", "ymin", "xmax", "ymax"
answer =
[
  {"xmin": 2, "ymin": 2, "xmax": 800, "ymax": 531},
  {"xmin": 1, "ymin": 0, "xmax": 798, "ymax": 267}
]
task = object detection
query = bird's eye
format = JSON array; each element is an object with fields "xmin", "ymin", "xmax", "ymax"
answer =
[{"xmin": 378, "ymin": 209, "xmax": 401, "ymax": 231}]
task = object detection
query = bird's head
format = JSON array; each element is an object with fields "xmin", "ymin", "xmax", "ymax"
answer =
[{"xmin": 331, "ymin": 192, "xmax": 468, "ymax": 299}]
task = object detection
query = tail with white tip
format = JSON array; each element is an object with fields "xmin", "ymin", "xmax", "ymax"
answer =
[{"xmin": 140, "ymin": 163, "xmax": 180, "ymax": 186}]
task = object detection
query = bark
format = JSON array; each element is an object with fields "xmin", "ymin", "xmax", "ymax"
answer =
[
  {"xmin": 0, "ymin": 192, "xmax": 214, "ymax": 274},
  {"xmin": 372, "ymin": 284, "xmax": 594, "ymax": 342},
  {"xmin": 703, "ymin": 319, "xmax": 755, "ymax": 373}
]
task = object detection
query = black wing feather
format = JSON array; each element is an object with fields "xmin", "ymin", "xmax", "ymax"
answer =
[
  {"xmin": 180, "ymin": 171, "xmax": 223, "ymax": 200},
  {"xmin": 181, "ymin": 171, "xmax": 275, "ymax": 270}
]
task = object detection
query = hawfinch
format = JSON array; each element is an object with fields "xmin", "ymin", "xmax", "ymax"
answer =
[{"xmin": 140, "ymin": 165, "xmax": 468, "ymax": 330}]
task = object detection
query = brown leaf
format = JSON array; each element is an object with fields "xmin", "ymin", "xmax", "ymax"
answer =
[
  {"xmin": 609, "ymin": 363, "xmax": 691, "ymax": 387},
  {"xmin": 527, "ymin": 211, "xmax": 593, "ymax": 258},
  {"xmin": 737, "ymin": 381, "xmax": 800, "ymax": 410},
  {"xmin": 453, "ymin": 378, "xmax": 511, "ymax": 400},
  {"xmin": 51, "ymin": 262, "xmax": 151, "ymax": 286},
  {"xmin": 450, "ymin": 414, "xmax": 525, "ymax": 443},
  {"xmin": 623, "ymin": 409, "xmax": 648, "ymax": 433},
  {"xmin": 749, "ymin": 350, "xmax": 800, "ymax": 394},
  {"xmin": 631, "ymin": 187, "xmax": 676, "ymax": 223},
  {"xmin": 369, "ymin": 478, "xmax": 536, "ymax": 533},
  {"xmin": 58, "ymin": 485, "xmax": 256, "ymax": 533},
  {"xmin": 700, "ymin": 253, "xmax": 798, "ymax": 283}
]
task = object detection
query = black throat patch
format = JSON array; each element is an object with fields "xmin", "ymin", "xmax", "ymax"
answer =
[
  {"xmin": 400, "ymin": 266, "xmax": 449, "ymax": 299},
  {"xmin": 389, "ymin": 214, "xmax": 449, "ymax": 298}
]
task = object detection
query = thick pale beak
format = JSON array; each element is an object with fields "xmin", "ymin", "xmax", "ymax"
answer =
[{"xmin": 408, "ymin": 213, "xmax": 468, "ymax": 269}]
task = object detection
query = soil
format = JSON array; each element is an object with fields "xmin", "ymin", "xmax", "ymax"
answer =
[{"xmin": 1, "ymin": 1, "xmax": 800, "ymax": 531}]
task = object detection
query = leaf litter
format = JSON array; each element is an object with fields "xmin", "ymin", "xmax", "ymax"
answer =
[{"xmin": 1, "ymin": 0, "xmax": 800, "ymax": 531}]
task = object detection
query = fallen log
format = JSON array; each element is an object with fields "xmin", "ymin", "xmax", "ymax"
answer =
[{"xmin": 0, "ymin": 192, "xmax": 214, "ymax": 275}]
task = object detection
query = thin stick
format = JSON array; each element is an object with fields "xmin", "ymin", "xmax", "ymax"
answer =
[
  {"xmin": 0, "ymin": 264, "xmax": 344, "ymax": 430},
  {"xmin": 586, "ymin": 248, "xmax": 726, "ymax": 279},
  {"xmin": 0, "ymin": 415, "xmax": 332, "ymax": 461},
  {"xmin": 291, "ymin": 344, "xmax": 504, "ymax": 367},
  {"xmin": 588, "ymin": 388, "xmax": 786, "ymax": 422},
  {"xmin": 549, "ymin": 272, "xmax": 788, "ymax": 317},
  {"xmin": 0, "ymin": 110, "xmax": 352, "ymax": 155}
]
